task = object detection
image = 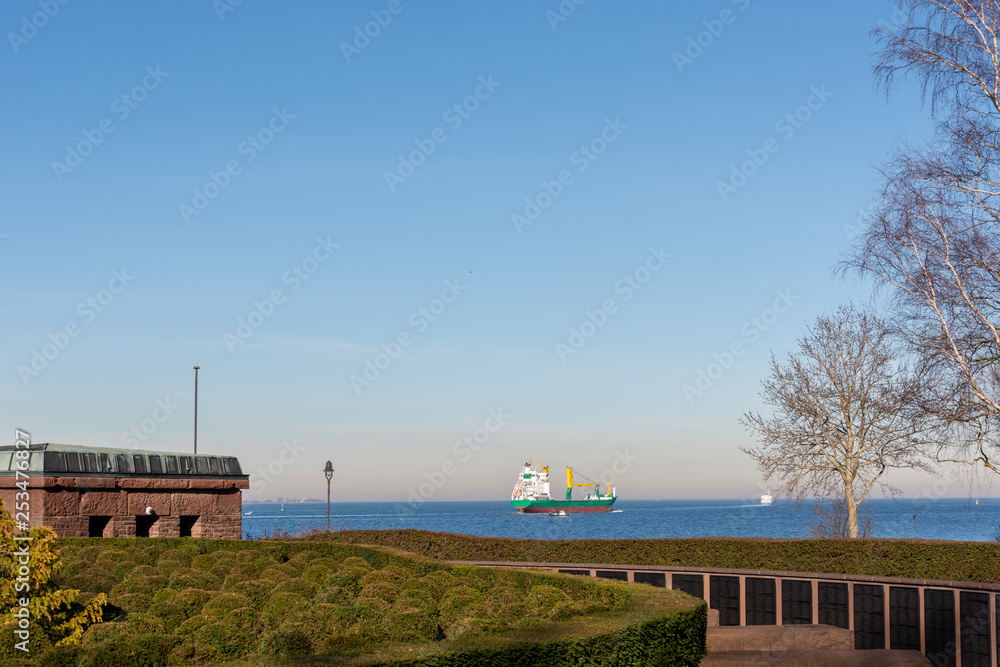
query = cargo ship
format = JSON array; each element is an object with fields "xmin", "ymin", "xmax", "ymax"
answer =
[{"xmin": 510, "ymin": 460, "xmax": 616, "ymax": 513}]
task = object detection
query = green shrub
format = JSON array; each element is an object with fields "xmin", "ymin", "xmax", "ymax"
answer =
[
  {"xmin": 525, "ymin": 584, "xmax": 572, "ymax": 619},
  {"xmin": 147, "ymin": 602, "xmax": 187, "ymax": 631},
  {"xmin": 188, "ymin": 620, "xmax": 254, "ymax": 661},
  {"xmin": 174, "ymin": 588, "xmax": 213, "ymax": 617},
  {"xmin": 168, "ymin": 640, "xmax": 221, "ymax": 665},
  {"xmin": 154, "ymin": 560, "xmax": 183, "ymax": 578},
  {"xmin": 221, "ymin": 578, "xmax": 272, "ymax": 608},
  {"xmin": 386, "ymin": 599, "xmax": 439, "ymax": 642},
  {"xmin": 357, "ymin": 580, "xmax": 399, "ymax": 610},
  {"xmin": 109, "ymin": 592, "xmax": 153, "ymax": 613},
  {"xmin": 262, "ymin": 592, "xmax": 309, "ymax": 628},
  {"xmin": 301, "ymin": 562, "xmax": 333, "ymax": 586},
  {"xmin": 259, "ymin": 625, "xmax": 312, "ymax": 658},
  {"xmin": 167, "ymin": 567, "xmax": 220, "ymax": 592},
  {"xmin": 258, "ymin": 566, "xmax": 290, "ymax": 584},
  {"xmin": 68, "ymin": 566, "xmax": 117, "ymax": 595},
  {"xmin": 201, "ymin": 593, "xmax": 251, "ymax": 619},
  {"xmin": 35, "ymin": 644, "xmax": 80, "ymax": 667},
  {"xmin": 123, "ymin": 565, "xmax": 159, "ymax": 581},
  {"xmin": 151, "ymin": 588, "xmax": 177, "ymax": 605},
  {"xmin": 340, "ymin": 556, "xmax": 374, "ymax": 571},
  {"xmin": 313, "ymin": 584, "xmax": 351, "ymax": 606},
  {"xmin": 273, "ymin": 577, "xmax": 317, "ymax": 598},
  {"xmin": 77, "ymin": 634, "xmax": 177, "ymax": 667}
]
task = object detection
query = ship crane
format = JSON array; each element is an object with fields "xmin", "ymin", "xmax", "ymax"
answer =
[{"xmin": 566, "ymin": 467, "xmax": 609, "ymax": 500}]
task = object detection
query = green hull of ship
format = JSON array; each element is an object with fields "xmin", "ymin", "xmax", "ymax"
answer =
[{"xmin": 511, "ymin": 497, "xmax": 616, "ymax": 513}]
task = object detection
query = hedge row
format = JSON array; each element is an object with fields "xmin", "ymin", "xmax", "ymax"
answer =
[{"xmin": 319, "ymin": 530, "xmax": 1000, "ymax": 583}]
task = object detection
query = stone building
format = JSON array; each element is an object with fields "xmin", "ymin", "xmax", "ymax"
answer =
[{"xmin": 0, "ymin": 443, "xmax": 248, "ymax": 539}]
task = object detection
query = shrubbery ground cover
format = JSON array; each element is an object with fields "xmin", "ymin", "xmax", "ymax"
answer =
[{"xmin": 1, "ymin": 538, "xmax": 704, "ymax": 666}]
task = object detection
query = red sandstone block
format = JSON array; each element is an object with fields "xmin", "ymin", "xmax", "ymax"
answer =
[
  {"xmin": 150, "ymin": 479, "xmax": 190, "ymax": 490},
  {"xmin": 126, "ymin": 492, "xmax": 172, "ymax": 516},
  {"xmin": 44, "ymin": 490, "xmax": 81, "ymax": 516},
  {"xmin": 151, "ymin": 516, "xmax": 181, "ymax": 538},
  {"xmin": 47, "ymin": 516, "xmax": 87, "ymax": 538},
  {"xmin": 80, "ymin": 490, "xmax": 126, "ymax": 516},
  {"xmin": 170, "ymin": 492, "xmax": 216, "ymax": 514},
  {"xmin": 111, "ymin": 516, "xmax": 136, "ymax": 538},
  {"xmin": 54, "ymin": 477, "xmax": 113, "ymax": 489},
  {"xmin": 215, "ymin": 491, "xmax": 242, "ymax": 514},
  {"xmin": 117, "ymin": 478, "xmax": 155, "ymax": 489},
  {"xmin": 186, "ymin": 479, "xmax": 235, "ymax": 490}
]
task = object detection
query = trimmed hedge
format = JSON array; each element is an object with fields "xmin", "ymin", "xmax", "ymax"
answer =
[{"xmin": 319, "ymin": 529, "xmax": 1000, "ymax": 583}]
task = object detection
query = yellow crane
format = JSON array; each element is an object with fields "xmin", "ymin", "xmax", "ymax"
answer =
[{"xmin": 566, "ymin": 466, "xmax": 606, "ymax": 500}]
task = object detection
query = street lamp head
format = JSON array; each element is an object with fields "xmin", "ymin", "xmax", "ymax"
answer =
[
  {"xmin": 194, "ymin": 366, "xmax": 200, "ymax": 370},
  {"xmin": 324, "ymin": 460, "xmax": 334, "ymax": 481}
]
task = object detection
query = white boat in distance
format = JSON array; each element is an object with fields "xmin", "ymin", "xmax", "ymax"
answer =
[{"xmin": 760, "ymin": 492, "xmax": 773, "ymax": 505}]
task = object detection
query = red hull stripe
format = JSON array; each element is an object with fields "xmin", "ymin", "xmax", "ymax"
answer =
[{"xmin": 518, "ymin": 505, "xmax": 613, "ymax": 514}]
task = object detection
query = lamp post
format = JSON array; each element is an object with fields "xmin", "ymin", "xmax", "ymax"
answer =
[
  {"xmin": 324, "ymin": 461, "xmax": 334, "ymax": 532},
  {"xmin": 193, "ymin": 366, "xmax": 200, "ymax": 454}
]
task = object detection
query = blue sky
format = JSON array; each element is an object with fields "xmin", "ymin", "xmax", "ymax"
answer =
[{"xmin": 2, "ymin": 1, "xmax": 971, "ymax": 502}]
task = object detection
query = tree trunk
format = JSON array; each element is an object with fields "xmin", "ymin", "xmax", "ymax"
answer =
[{"xmin": 845, "ymin": 479, "xmax": 859, "ymax": 538}]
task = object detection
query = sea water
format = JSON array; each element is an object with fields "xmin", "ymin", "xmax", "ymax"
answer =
[{"xmin": 242, "ymin": 498, "xmax": 1000, "ymax": 542}]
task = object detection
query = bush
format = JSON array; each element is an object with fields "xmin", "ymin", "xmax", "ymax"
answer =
[
  {"xmin": 273, "ymin": 577, "xmax": 317, "ymax": 598},
  {"xmin": 146, "ymin": 602, "xmax": 187, "ymax": 631},
  {"xmin": 174, "ymin": 588, "xmax": 213, "ymax": 617},
  {"xmin": 262, "ymin": 592, "xmax": 309, "ymax": 629},
  {"xmin": 259, "ymin": 626, "xmax": 312, "ymax": 658},
  {"xmin": 201, "ymin": 593, "xmax": 251, "ymax": 619},
  {"xmin": 167, "ymin": 568, "xmax": 220, "ymax": 592},
  {"xmin": 221, "ymin": 578, "xmax": 272, "ymax": 608}
]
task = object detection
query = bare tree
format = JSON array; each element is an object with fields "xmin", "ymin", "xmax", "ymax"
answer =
[
  {"xmin": 741, "ymin": 305, "xmax": 935, "ymax": 537},
  {"xmin": 808, "ymin": 497, "xmax": 877, "ymax": 538},
  {"xmin": 844, "ymin": 0, "xmax": 1000, "ymax": 474}
]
